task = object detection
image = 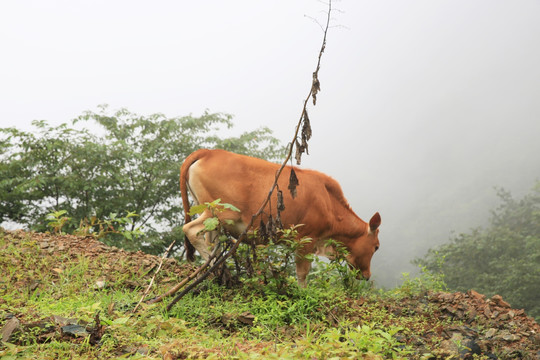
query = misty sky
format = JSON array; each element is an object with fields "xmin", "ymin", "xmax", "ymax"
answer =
[{"xmin": 1, "ymin": 1, "xmax": 540, "ymax": 286}]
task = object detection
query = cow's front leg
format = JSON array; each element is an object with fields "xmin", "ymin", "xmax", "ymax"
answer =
[{"xmin": 295, "ymin": 257, "xmax": 312, "ymax": 287}]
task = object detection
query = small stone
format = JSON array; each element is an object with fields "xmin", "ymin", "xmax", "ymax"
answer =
[
  {"xmin": 468, "ymin": 289, "xmax": 485, "ymax": 302},
  {"xmin": 502, "ymin": 333, "xmax": 520, "ymax": 342},
  {"xmin": 95, "ymin": 280, "xmax": 106, "ymax": 289},
  {"xmin": 435, "ymin": 333, "xmax": 463, "ymax": 358},
  {"xmin": 220, "ymin": 313, "xmax": 234, "ymax": 326},
  {"xmin": 52, "ymin": 315, "xmax": 77, "ymax": 326},
  {"xmin": 439, "ymin": 293, "xmax": 455, "ymax": 302},
  {"xmin": 485, "ymin": 328, "xmax": 497, "ymax": 338},
  {"xmin": 460, "ymin": 338, "xmax": 482, "ymax": 357},
  {"xmin": 466, "ymin": 307, "xmax": 477, "ymax": 323},
  {"xmin": 237, "ymin": 311, "xmax": 255, "ymax": 326},
  {"xmin": 28, "ymin": 280, "xmax": 40, "ymax": 292},
  {"xmin": 491, "ymin": 294, "xmax": 511, "ymax": 308},
  {"xmin": 61, "ymin": 324, "xmax": 88, "ymax": 337},
  {"xmin": 137, "ymin": 346, "xmax": 149, "ymax": 355},
  {"xmin": 1, "ymin": 317, "xmax": 20, "ymax": 342},
  {"xmin": 531, "ymin": 334, "xmax": 540, "ymax": 346}
]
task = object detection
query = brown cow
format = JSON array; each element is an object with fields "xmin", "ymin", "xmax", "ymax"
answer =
[{"xmin": 180, "ymin": 149, "xmax": 381, "ymax": 286}]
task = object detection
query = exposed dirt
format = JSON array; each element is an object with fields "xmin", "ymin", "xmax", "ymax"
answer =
[
  {"xmin": 1, "ymin": 230, "xmax": 539, "ymax": 359},
  {"xmin": 4, "ymin": 229, "xmax": 191, "ymax": 277}
]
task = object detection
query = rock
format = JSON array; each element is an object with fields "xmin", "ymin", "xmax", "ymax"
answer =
[
  {"xmin": 490, "ymin": 295, "xmax": 511, "ymax": 308},
  {"xmin": 28, "ymin": 279, "xmax": 40, "ymax": 292},
  {"xmin": 237, "ymin": 311, "xmax": 255, "ymax": 326},
  {"xmin": 485, "ymin": 328, "xmax": 497, "ymax": 339},
  {"xmin": 1, "ymin": 317, "xmax": 20, "ymax": 342},
  {"xmin": 61, "ymin": 324, "xmax": 88, "ymax": 337},
  {"xmin": 94, "ymin": 280, "xmax": 107, "ymax": 289},
  {"xmin": 494, "ymin": 330, "xmax": 521, "ymax": 342},
  {"xmin": 468, "ymin": 289, "xmax": 486, "ymax": 302},
  {"xmin": 52, "ymin": 315, "xmax": 78, "ymax": 326},
  {"xmin": 435, "ymin": 333, "xmax": 462, "ymax": 358},
  {"xmin": 465, "ymin": 306, "xmax": 477, "ymax": 323},
  {"xmin": 531, "ymin": 333, "xmax": 540, "ymax": 346},
  {"xmin": 502, "ymin": 333, "xmax": 520, "ymax": 342},
  {"xmin": 438, "ymin": 292, "xmax": 455, "ymax": 302},
  {"xmin": 460, "ymin": 338, "xmax": 482, "ymax": 357},
  {"xmin": 483, "ymin": 305, "xmax": 492, "ymax": 318},
  {"xmin": 220, "ymin": 313, "xmax": 235, "ymax": 327}
]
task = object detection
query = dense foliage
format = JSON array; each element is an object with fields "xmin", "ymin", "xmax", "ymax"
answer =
[
  {"xmin": 416, "ymin": 183, "xmax": 540, "ymax": 320},
  {"xmin": 0, "ymin": 106, "xmax": 285, "ymax": 253}
]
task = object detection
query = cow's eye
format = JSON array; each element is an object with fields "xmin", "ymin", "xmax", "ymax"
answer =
[{"xmin": 375, "ymin": 246, "xmax": 379, "ymax": 251}]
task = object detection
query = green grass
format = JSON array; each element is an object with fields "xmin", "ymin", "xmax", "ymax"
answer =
[{"xmin": 0, "ymin": 230, "xmax": 473, "ymax": 359}]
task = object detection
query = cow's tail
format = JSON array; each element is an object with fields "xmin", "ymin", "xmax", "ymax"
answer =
[{"xmin": 180, "ymin": 149, "xmax": 207, "ymax": 262}]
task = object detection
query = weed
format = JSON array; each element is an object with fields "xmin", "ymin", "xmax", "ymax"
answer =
[{"xmin": 397, "ymin": 265, "xmax": 447, "ymax": 297}]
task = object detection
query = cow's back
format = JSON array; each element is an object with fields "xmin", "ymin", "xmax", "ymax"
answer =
[{"xmin": 184, "ymin": 149, "xmax": 361, "ymax": 240}]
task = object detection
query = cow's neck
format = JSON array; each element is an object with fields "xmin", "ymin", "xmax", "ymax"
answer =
[{"xmin": 332, "ymin": 210, "xmax": 367, "ymax": 239}]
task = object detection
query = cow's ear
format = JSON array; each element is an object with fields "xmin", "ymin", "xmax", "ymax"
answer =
[{"xmin": 369, "ymin": 212, "xmax": 381, "ymax": 232}]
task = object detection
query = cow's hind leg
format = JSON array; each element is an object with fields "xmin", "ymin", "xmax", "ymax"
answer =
[
  {"xmin": 183, "ymin": 210, "xmax": 215, "ymax": 260},
  {"xmin": 295, "ymin": 257, "xmax": 312, "ymax": 287}
]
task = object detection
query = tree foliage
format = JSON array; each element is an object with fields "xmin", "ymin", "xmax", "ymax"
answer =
[
  {"xmin": 416, "ymin": 183, "xmax": 540, "ymax": 320},
  {"xmin": 0, "ymin": 105, "xmax": 285, "ymax": 253}
]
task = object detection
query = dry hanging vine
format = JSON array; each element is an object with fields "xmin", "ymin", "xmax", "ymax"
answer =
[{"xmin": 143, "ymin": 0, "xmax": 334, "ymax": 312}]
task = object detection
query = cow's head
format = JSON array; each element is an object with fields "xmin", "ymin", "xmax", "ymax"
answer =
[{"xmin": 346, "ymin": 212, "xmax": 381, "ymax": 280}]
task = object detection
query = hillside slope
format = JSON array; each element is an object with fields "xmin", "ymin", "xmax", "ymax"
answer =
[{"xmin": 1, "ymin": 229, "xmax": 539, "ymax": 359}]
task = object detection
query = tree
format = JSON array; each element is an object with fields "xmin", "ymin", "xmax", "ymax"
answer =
[
  {"xmin": 0, "ymin": 105, "xmax": 285, "ymax": 253},
  {"xmin": 416, "ymin": 183, "xmax": 540, "ymax": 320}
]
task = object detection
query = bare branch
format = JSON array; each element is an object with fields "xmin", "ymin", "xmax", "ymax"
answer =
[
  {"xmin": 132, "ymin": 238, "xmax": 176, "ymax": 313},
  {"xmin": 160, "ymin": 0, "xmax": 334, "ymax": 310}
]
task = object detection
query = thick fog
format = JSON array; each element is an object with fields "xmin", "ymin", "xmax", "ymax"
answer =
[{"xmin": 1, "ymin": 1, "xmax": 539, "ymax": 286}]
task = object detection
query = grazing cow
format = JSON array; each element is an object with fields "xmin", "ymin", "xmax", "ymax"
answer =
[{"xmin": 180, "ymin": 149, "xmax": 381, "ymax": 286}]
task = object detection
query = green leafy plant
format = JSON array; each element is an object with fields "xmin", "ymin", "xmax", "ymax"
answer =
[
  {"xmin": 308, "ymin": 238, "xmax": 372, "ymax": 294},
  {"xmin": 254, "ymin": 226, "xmax": 310, "ymax": 288},
  {"xmin": 45, "ymin": 210, "xmax": 71, "ymax": 234},
  {"xmin": 188, "ymin": 198, "xmax": 241, "ymax": 232},
  {"xmin": 74, "ymin": 211, "xmax": 144, "ymax": 243},
  {"xmin": 45, "ymin": 210, "xmax": 144, "ymax": 245},
  {"xmin": 312, "ymin": 324, "xmax": 412, "ymax": 358}
]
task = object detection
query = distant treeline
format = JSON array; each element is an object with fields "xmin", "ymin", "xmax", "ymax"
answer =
[
  {"xmin": 0, "ymin": 106, "xmax": 285, "ymax": 254},
  {"xmin": 416, "ymin": 184, "xmax": 540, "ymax": 320}
]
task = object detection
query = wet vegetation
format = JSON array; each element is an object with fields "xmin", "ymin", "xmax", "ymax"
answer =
[{"xmin": 1, "ymin": 229, "xmax": 539, "ymax": 359}]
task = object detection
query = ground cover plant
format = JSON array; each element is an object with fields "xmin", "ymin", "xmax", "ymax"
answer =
[{"xmin": 1, "ymin": 229, "xmax": 539, "ymax": 359}]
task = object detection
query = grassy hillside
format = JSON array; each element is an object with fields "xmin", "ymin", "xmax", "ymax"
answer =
[{"xmin": 1, "ymin": 229, "xmax": 539, "ymax": 359}]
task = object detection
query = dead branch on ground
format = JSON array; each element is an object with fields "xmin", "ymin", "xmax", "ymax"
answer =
[{"xmin": 132, "ymin": 238, "xmax": 176, "ymax": 313}]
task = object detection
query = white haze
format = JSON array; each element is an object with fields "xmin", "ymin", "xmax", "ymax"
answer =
[{"xmin": 1, "ymin": 1, "xmax": 539, "ymax": 286}]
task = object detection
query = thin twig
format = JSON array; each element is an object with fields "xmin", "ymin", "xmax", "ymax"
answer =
[
  {"xmin": 147, "ymin": 242, "xmax": 223, "ymax": 305},
  {"xmin": 132, "ymin": 238, "xmax": 176, "ymax": 313},
  {"xmin": 165, "ymin": 0, "xmax": 333, "ymax": 311}
]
